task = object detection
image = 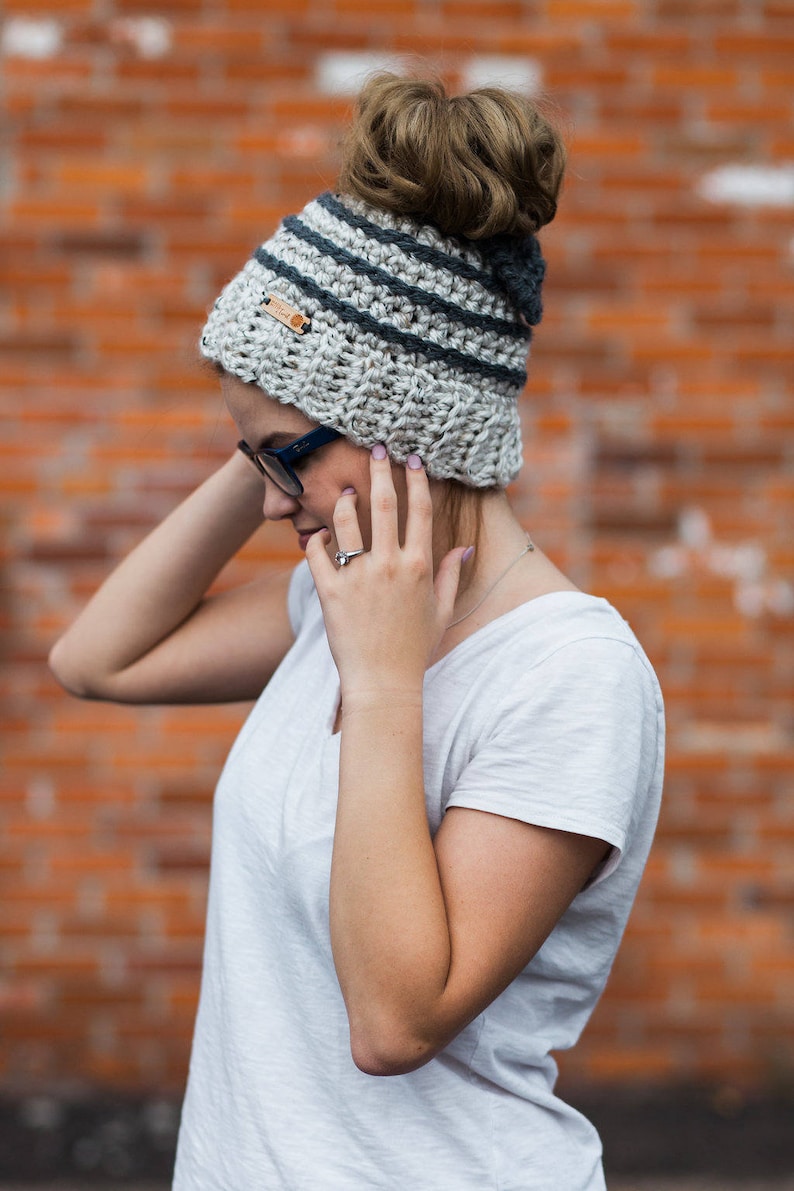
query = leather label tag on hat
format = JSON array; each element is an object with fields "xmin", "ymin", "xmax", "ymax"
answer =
[{"xmin": 262, "ymin": 294, "xmax": 310, "ymax": 334}]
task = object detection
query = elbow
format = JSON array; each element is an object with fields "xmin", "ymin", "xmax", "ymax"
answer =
[
  {"xmin": 348, "ymin": 1019, "xmax": 441, "ymax": 1078},
  {"xmin": 48, "ymin": 639, "xmax": 94, "ymax": 699}
]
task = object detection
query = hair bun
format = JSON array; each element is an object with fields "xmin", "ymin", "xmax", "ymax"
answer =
[{"xmin": 338, "ymin": 73, "xmax": 566, "ymax": 241}]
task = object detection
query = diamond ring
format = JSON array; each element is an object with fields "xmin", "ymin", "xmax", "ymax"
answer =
[{"xmin": 334, "ymin": 548, "xmax": 366, "ymax": 566}]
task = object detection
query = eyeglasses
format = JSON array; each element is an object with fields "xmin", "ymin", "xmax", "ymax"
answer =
[{"xmin": 237, "ymin": 425, "xmax": 341, "ymax": 496}]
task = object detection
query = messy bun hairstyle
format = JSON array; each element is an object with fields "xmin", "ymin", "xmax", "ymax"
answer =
[{"xmin": 338, "ymin": 73, "xmax": 566, "ymax": 241}]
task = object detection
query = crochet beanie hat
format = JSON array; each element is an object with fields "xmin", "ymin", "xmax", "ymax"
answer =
[{"xmin": 200, "ymin": 189, "xmax": 546, "ymax": 488}]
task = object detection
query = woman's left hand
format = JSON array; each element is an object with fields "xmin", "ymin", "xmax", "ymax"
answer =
[{"xmin": 305, "ymin": 446, "xmax": 469, "ymax": 697}]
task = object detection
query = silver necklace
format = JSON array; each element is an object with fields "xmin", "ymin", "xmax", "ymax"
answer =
[{"xmin": 448, "ymin": 538, "xmax": 535, "ymax": 629}]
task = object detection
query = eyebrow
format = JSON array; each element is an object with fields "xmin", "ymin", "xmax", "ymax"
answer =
[{"xmin": 213, "ymin": 365, "xmax": 306, "ymax": 451}]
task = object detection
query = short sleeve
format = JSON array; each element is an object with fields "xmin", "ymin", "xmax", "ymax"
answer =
[
  {"xmin": 445, "ymin": 635, "xmax": 662, "ymax": 885},
  {"xmin": 286, "ymin": 560, "xmax": 317, "ymax": 637}
]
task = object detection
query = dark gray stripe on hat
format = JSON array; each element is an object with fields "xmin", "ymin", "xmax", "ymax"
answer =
[
  {"xmin": 316, "ymin": 192, "xmax": 507, "ymax": 297},
  {"xmin": 252, "ymin": 247, "xmax": 527, "ymax": 388},
  {"xmin": 282, "ymin": 215, "xmax": 527, "ymax": 341}
]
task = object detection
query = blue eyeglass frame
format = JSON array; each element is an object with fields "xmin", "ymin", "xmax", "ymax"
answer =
[{"xmin": 237, "ymin": 425, "xmax": 341, "ymax": 496}]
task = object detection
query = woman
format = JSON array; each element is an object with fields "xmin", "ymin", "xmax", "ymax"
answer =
[{"xmin": 50, "ymin": 75, "xmax": 665, "ymax": 1190}]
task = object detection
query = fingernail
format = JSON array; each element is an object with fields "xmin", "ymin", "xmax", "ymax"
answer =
[
  {"xmin": 406, "ymin": 454, "xmax": 422, "ymax": 470},
  {"xmin": 341, "ymin": 486, "xmax": 356, "ymax": 495},
  {"xmin": 371, "ymin": 443, "xmax": 387, "ymax": 460},
  {"xmin": 462, "ymin": 546, "xmax": 475, "ymax": 562}
]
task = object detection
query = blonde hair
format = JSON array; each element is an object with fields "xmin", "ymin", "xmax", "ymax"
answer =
[
  {"xmin": 437, "ymin": 481, "xmax": 485, "ymax": 564},
  {"xmin": 338, "ymin": 73, "xmax": 566, "ymax": 240}
]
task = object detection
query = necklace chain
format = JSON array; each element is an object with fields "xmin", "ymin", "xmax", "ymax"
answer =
[{"xmin": 447, "ymin": 538, "xmax": 535, "ymax": 629}]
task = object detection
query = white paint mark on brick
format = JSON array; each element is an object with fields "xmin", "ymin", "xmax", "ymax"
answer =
[
  {"xmin": 1, "ymin": 17, "xmax": 62, "ymax": 59},
  {"xmin": 650, "ymin": 506, "xmax": 792, "ymax": 620},
  {"xmin": 112, "ymin": 17, "xmax": 171, "ymax": 59},
  {"xmin": 698, "ymin": 163, "xmax": 794, "ymax": 207},
  {"xmin": 670, "ymin": 846, "xmax": 696, "ymax": 885},
  {"xmin": 767, "ymin": 579, "xmax": 794, "ymax": 617},
  {"xmin": 676, "ymin": 721, "xmax": 788, "ymax": 754},
  {"xmin": 461, "ymin": 55, "xmax": 542, "ymax": 94},
  {"xmin": 734, "ymin": 582, "xmax": 767, "ymax": 619},
  {"xmin": 649, "ymin": 544, "xmax": 687, "ymax": 580},
  {"xmin": 78, "ymin": 876, "xmax": 105, "ymax": 917},
  {"xmin": 679, "ymin": 506, "xmax": 711, "ymax": 550},
  {"xmin": 708, "ymin": 541, "xmax": 765, "ymax": 584},
  {"xmin": 316, "ymin": 51, "xmax": 404, "ymax": 96},
  {"xmin": 277, "ymin": 125, "xmax": 331, "ymax": 159},
  {"xmin": 26, "ymin": 776, "xmax": 55, "ymax": 819}
]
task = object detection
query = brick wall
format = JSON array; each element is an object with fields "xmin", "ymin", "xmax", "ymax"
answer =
[{"xmin": 1, "ymin": 0, "xmax": 792, "ymax": 1097}]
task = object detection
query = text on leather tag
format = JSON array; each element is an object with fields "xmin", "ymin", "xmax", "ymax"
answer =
[{"xmin": 262, "ymin": 294, "xmax": 310, "ymax": 334}]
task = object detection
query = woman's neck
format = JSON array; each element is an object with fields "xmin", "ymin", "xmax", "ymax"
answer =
[{"xmin": 436, "ymin": 491, "xmax": 580, "ymax": 656}]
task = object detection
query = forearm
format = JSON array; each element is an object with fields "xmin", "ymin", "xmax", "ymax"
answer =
[
  {"xmin": 330, "ymin": 689, "xmax": 453, "ymax": 1074},
  {"xmin": 49, "ymin": 451, "xmax": 264, "ymax": 694}
]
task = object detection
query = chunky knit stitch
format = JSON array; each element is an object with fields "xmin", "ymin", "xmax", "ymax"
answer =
[{"xmin": 200, "ymin": 192, "xmax": 546, "ymax": 487}]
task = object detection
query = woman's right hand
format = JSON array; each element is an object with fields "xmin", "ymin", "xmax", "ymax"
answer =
[{"xmin": 48, "ymin": 451, "xmax": 296, "ymax": 705}]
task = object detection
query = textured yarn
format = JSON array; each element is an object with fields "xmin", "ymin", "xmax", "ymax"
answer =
[{"xmin": 200, "ymin": 192, "xmax": 546, "ymax": 487}]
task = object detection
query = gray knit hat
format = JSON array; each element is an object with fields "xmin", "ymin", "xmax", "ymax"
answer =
[{"xmin": 200, "ymin": 191, "xmax": 545, "ymax": 488}]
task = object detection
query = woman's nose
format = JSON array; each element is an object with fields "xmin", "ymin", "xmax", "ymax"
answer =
[{"xmin": 262, "ymin": 483, "xmax": 300, "ymax": 520}]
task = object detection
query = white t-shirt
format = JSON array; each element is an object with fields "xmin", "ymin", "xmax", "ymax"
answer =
[{"xmin": 173, "ymin": 562, "xmax": 664, "ymax": 1191}]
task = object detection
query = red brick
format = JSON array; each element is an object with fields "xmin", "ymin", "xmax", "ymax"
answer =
[
  {"xmin": 164, "ymin": 95, "xmax": 252, "ymax": 120},
  {"xmin": 169, "ymin": 164, "xmax": 260, "ymax": 193},
  {"xmin": 657, "ymin": 0, "xmax": 740, "ymax": 13},
  {"xmin": 598, "ymin": 96, "xmax": 686, "ymax": 123},
  {"xmin": 226, "ymin": 0, "xmax": 310, "ymax": 9},
  {"xmin": 570, "ymin": 132, "xmax": 650, "ymax": 161},
  {"xmin": 115, "ymin": 0, "xmax": 203, "ymax": 11},
  {"xmin": 127, "ymin": 948, "xmax": 203, "ymax": 973},
  {"xmin": 587, "ymin": 302, "xmax": 673, "ymax": 332},
  {"xmin": 171, "ymin": 23, "xmax": 274, "ymax": 52},
  {"xmin": 116, "ymin": 58, "xmax": 200, "ymax": 84},
  {"xmin": 653, "ymin": 64, "xmax": 740, "ymax": 88},
  {"xmin": 597, "ymin": 169, "xmax": 688, "ymax": 194},
  {"xmin": 580, "ymin": 1048, "xmax": 677, "ymax": 1082},
  {"xmin": 761, "ymin": 66, "xmax": 794, "ymax": 88},
  {"xmin": 707, "ymin": 100, "xmax": 792, "ymax": 125},
  {"xmin": 55, "ymin": 161, "xmax": 151, "ymax": 194},
  {"xmin": 4, "ymin": 0, "xmax": 93, "ymax": 9},
  {"xmin": 715, "ymin": 30, "xmax": 794, "ymax": 58},
  {"xmin": 604, "ymin": 29, "xmax": 692, "ymax": 53},
  {"xmin": 546, "ymin": 0, "xmax": 638, "ymax": 14},
  {"xmin": 8, "ymin": 199, "xmax": 101, "ymax": 227},
  {"xmin": 340, "ymin": 0, "xmax": 421, "ymax": 12},
  {"xmin": 3, "ymin": 57, "xmax": 94, "ymax": 87}
]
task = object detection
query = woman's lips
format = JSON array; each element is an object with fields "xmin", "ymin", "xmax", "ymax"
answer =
[{"xmin": 297, "ymin": 528, "xmax": 326, "ymax": 551}]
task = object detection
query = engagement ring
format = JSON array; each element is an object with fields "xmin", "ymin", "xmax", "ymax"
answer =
[{"xmin": 334, "ymin": 548, "xmax": 366, "ymax": 566}]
